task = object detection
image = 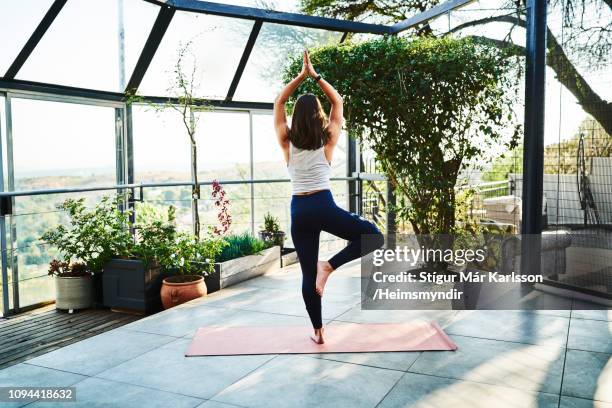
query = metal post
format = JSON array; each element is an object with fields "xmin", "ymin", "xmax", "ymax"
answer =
[
  {"xmin": 117, "ymin": 0, "xmax": 126, "ymax": 90},
  {"xmin": 348, "ymin": 133, "xmax": 358, "ymax": 214},
  {"xmin": 249, "ymin": 111, "xmax": 255, "ymax": 236},
  {"xmin": 0, "ymin": 93, "xmax": 9, "ymax": 315},
  {"xmin": 520, "ymin": 0, "xmax": 547, "ymax": 278},
  {"xmin": 386, "ymin": 181, "xmax": 396, "ymax": 248},
  {"xmin": 4, "ymin": 94, "xmax": 18, "ymax": 311},
  {"xmin": 125, "ymin": 104, "xmax": 135, "ymax": 226}
]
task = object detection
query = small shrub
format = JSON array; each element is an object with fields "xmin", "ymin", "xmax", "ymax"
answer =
[
  {"xmin": 262, "ymin": 212, "xmax": 281, "ymax": 233},
  {"xmin": 217, "ymin": 232, "xmax": 269, "ymax": 263}
]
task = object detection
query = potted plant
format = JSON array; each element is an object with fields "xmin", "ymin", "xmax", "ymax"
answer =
[
  {"xmin": 41, "ymin": 197, "xmax": 133, "ymax": 309},
  {"xmin": 47, "ymin": 259, "xmax": 93, "ymax": 312},
  {"xmin": 258, "ymin": 212, "xmax": 286, "ymax": 248},
  {"xmin": 160, "ymin": 232, "xmax": 226, "ymax": 309},
  {"xmin": 213, "ymin": 232, "xmax": 281, "ymax": 289},
  {"xmin": 102, "ymin": 205, "xmax": 177, "ymax": 313}
]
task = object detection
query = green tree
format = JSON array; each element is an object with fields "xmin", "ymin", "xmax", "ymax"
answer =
[
  {"xmin": 299, "ymin": 0, "xmax": 612, "ymax": 137},
  {"xmin": 284, "ymin": 36, "xmax": 519, "ymax": 235}
]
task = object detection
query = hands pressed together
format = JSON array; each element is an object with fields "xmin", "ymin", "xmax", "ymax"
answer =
[{"xmin": 300, "ymin": 49, "xmax": 318, "ymax": 79}]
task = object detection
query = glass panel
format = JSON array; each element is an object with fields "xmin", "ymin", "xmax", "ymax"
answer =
[
  {"xmin": 11, "ymin": 98, "xmax": 116, "ymax": 190},
  {"xmin": 253, "ymin": 113, "xmax": 287, "ymax": 179},
  {"xmin": 11, "ymin": 98, "xmax": 117, "ymax": 308},
  {"xmin": 233, "ymin": 23, "xmax": 342, "ymax": 102},
  {"xmin": 138, "ymin": 12, "xmax": 253, "ymax": 99},
  {"xmin": 200, "ymin": 183, "xmax": 252, "ymax": 235},
  {"xmin": 254, "ymin": 182, "xmax": 292, "ymax": 238},
  {"xmin": 139, "ymin": 187, "xmax": 193, "ymax": 232},
  {"xmin": 132, "ymin": 105, "xmax": 192, "ymax": 182},
  {"xmin": 17, "ymin": 0, "xmax": 158, "ymax": 91},
  {"xmin": 0, "ymin": 0, "xmax": 55, "ymax": 74},
  {"xmin": 197, "ymin": 111, "xmax": 250, "ymax": 181}
]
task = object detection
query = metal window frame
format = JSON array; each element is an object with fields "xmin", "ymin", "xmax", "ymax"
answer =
[{"xmin": 125, "ymin": 6, "xmax": 176, "ymax": 94}]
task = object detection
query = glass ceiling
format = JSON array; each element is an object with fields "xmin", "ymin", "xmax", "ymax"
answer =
[
  {"xmin": 0, "ymin": 0, "xmax": 355, "ymax": 103},
  {"xmin": 0, "ymin": 0, "xmax": 459, "ymax": 104}
]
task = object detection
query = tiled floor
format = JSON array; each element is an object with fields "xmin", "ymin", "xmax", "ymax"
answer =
[{"xmin": 1, "ymin": 258, "xmax": 611, "ymax": 408}]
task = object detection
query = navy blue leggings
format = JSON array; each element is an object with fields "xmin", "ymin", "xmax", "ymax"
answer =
[{"xmin": 290, "ymin": 189, "xmax": 384, "ymax": 329}]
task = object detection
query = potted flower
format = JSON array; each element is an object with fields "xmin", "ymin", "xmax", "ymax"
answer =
[
  {"xmin": 258, "ymin": 212, "xmax": 286, "ymax": 248},
  {"xmin": 160, "ymin": 232, "xmax": 226, "ymax": 309},
  {"xmin": 41, "ymin": 197, "xmax": 133, "ymax": 308},
  {"xmin": 47, "ymin": 260, "xmax": 93, "ymax": 312}
]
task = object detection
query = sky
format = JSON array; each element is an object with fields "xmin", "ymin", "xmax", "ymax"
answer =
[{"xmin": 0, "ymin": 0, "xmax": 609, "ymax": 178}]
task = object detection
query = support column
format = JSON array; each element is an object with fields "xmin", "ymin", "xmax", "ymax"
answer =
[
  {"xmin": 520, "ymin": 0, "xmax": 547, "ymax": 278},
  {"xmin": 347, "ymin": 133, "xmax": 358, "ymax": 214},
  {"xmin": 386, "ymin": 181, "xmax": 396, "ymax": 248}
]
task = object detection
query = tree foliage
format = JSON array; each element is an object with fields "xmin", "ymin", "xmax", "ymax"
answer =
[
  {"xmin": 284, "ymin": 36, "xmax": 520, "ymax": 234},
  {"xmin": 300, "ymin": 0, "xmax": 612, "ymax": 138}
]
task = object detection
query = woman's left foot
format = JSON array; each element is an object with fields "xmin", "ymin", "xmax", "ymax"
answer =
[
  {"xmin": 310, "ymin": 328, "xmax": 325, "ymax": 344},
  {"xmin": 316, "ymin": 261, "xmax": 333, "ymax": 296}
]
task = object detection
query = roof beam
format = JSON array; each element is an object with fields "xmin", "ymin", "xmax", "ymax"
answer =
[
  {"xmin": 143, "ymin": 0, "xmax": 391, "ymax": 34},
  {"xmin": 4, "ymin": 0, "xmax": 68, "ymax": 79},
  {"xmin": 0, "ymin": 78, "xmax": 273, "ymax": 110},
  {"xmin": 390, "ymin": 0, "xmax": 476, "ymax": 34},
  {"xmin": 225, "ymin": 20, "xmax": 262, "ymax": 101},
  {"xmin": 125, "ymin": 6, "xmax": 175, "ymax": 94}
]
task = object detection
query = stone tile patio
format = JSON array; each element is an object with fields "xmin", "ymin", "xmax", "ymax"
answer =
[{"xmin": 1, "ymin": 257, "xmax": 611, "ymax": 408}]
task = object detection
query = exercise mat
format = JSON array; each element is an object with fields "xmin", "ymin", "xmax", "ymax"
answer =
[{"xmin": 185, "ymin": 322, "xmax": 457, "ymax": 356}]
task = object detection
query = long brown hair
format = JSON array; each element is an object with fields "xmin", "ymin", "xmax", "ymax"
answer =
[{"xmin": 289, "ymin": 94, "xmax": 329, "ymax": 150}]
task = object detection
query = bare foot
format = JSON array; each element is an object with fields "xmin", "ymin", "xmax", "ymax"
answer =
[
  {"xmin": 316, "ymin": 261, "xmax": 333, "ymax": 296},
  {"xmin": 310, "ymin": 327, "xmax": 324, "ymax": 344}
]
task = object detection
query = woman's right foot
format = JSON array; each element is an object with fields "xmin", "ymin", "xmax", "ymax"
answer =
[
  {"xmin": 316, "ymin": 261, "xmax": 333, "ymax": 296},
  {"xmin": 310, "ymin": 328, "xmax": 324, "ymax": 344}
]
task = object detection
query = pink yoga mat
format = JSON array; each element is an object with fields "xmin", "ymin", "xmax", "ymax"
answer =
[{"xmin": 185, "ymin": 322, "xmax": 457, "ymax": 356}]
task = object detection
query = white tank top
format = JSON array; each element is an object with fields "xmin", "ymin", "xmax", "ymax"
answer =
[{"xmin": 287, "ymin": 142, "xmax": 332, "ymax": 194}]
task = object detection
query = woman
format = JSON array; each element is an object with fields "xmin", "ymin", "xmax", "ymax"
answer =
[{"xmin": 273, "ymin": 50, "xmax": 384, "ymax": 344}]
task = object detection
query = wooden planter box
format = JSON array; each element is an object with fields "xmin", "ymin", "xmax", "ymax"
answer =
[
  {"xmin": 211, "ymin": 246, "xmax": 281, "ymax": 289},
  {"xmin": 103, "ymin": 258, "xmax": 172, "ymax": 314}
]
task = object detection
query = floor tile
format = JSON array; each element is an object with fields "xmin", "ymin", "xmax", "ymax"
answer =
[
  {"xmin": 332, "ymin": 307, "xmax": 458, "ymax": 328},
  {"xmin": 378, "ymin": 372, "xmax": 559, "ymax": 408},
  {"xmin": 568, "ymin": 318, "xmax": 612, "ymax": 353},
  {"xmin": 96, "ymin": 338, "xmax": 274, "ymax": 399},
  {"xmin": 212, "ymin": 355, "xmax": 403, "ymax": 408},
  {"xmin": 562, "ymin": 349, "xmax": 612, "ymax": 402},
  {"xmin": 196, "ymin": 401, "xmax": 247, "ymax": 408},
  {"xmin": 312, "ymin": 350, "xmax": 421, "ymax": 372},
  {"xmin": 571, "ymin": 309, "xmax": 612, "ymax": 322},
  {"xmin": 25, "ymin": 377, "xmax": 202, "ymax": 408},
  {"xmin": 560, "ymin": 396, "xmax": 612, "ymax": 408},
  {"xmin": 24, "ymin": 328, "xmax": 175, "ymax": 376},
  {"xmin": 445, "ymin": 310, "xmax": 569, "ymax": 346},
  {"xmin": 0, "ymin": 364, "xmax": 85, "ymax": 408},
  {"xmin": 408, "ymin": 335, "xmax": 564, "ymax": 394},
  {"xmin": 201, "ymin": 285, "xmax": 358, "ymax": 320}
]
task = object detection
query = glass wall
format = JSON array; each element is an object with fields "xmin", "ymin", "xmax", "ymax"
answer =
[{"xmin": 7, "ymin": 96, "xmax": 119, "ymax": 309}]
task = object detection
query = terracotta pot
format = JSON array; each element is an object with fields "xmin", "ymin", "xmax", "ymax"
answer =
[{"xmin": 160, "ymin": 275, "xmax": 207, "ymax": 309}]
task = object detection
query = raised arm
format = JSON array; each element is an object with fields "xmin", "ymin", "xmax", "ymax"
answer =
[
  {"xmin": 273, "ymin": 51, "xmax": 309, "ymax": 162},
  {"xmin": 304, "ymin": 50, "xmax": 344, "ymax": 149}
]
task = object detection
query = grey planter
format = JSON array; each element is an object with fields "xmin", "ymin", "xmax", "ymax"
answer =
[
  {"xmin": 55, "ymin": 275, "xmax": 93, "ymax": 311},
  {"xmin": 281, "ymin": 247, "xmax": 298, "ymax": 268},
  {"xmin": 103, "ymin": 258, "xmax": 170, "ymax": 313},
  {"xmin": 258, "ymin": 231, "xmax": 286, "ymax": 248},
  {"xmin": 212, "ymin": 246, "xmax": 281, "ymax": 289}
]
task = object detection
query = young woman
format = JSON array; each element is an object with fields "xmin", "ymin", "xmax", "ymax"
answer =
[{"xmin": 273, "ymin": 50, "xmax": 384, "ymax": 344}]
